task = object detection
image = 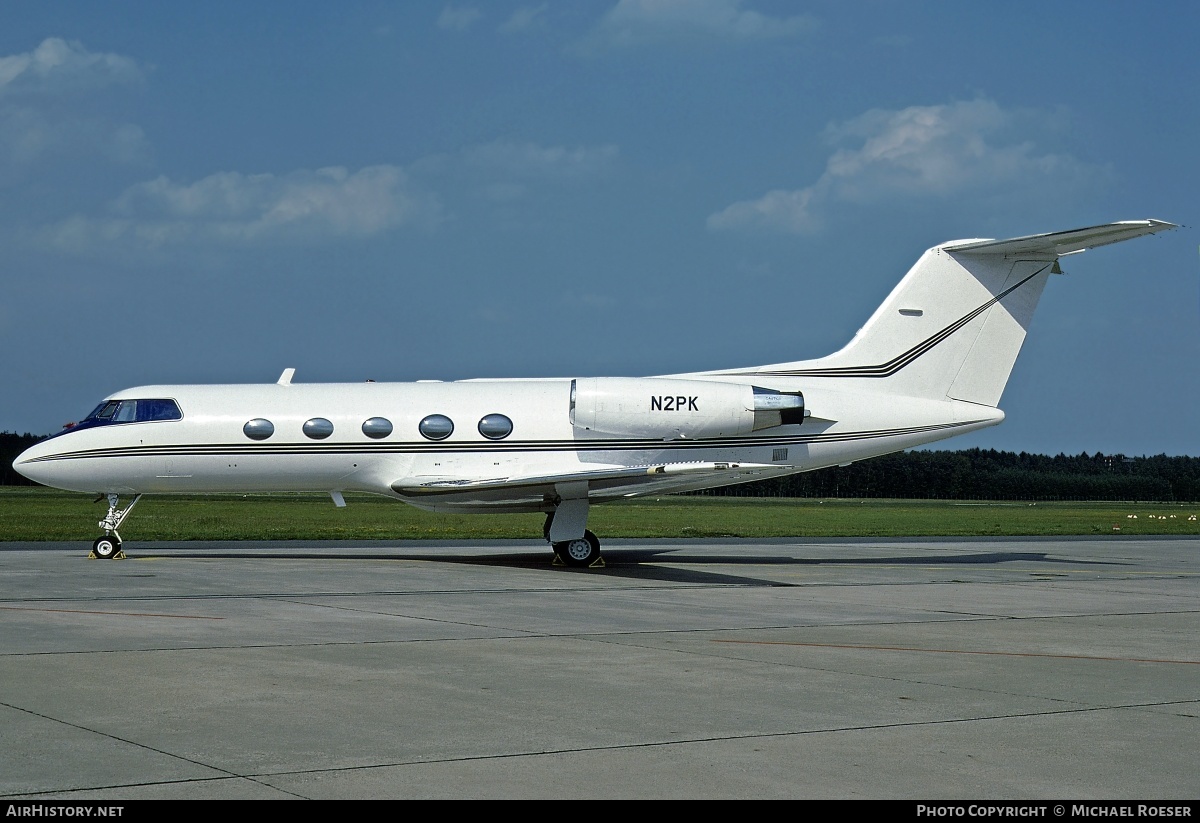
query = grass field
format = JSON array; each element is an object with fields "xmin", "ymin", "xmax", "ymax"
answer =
[{"xmin": 1, "ymin": 487, "xmax": 1198, "ymax": 542}]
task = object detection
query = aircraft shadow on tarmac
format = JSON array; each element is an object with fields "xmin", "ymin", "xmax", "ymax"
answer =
[{"xmin": 126, "ymin": 545, "xmax": 1122, "ymax": 589}]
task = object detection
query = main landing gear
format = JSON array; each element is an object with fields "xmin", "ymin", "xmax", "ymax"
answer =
[
  {"xmin": 544, "ymin": 509, "xmax": 604, "ymax": 568},
  {"xmin": 91, "ymin": 493, "xmax": 141, "ymax": 560}
]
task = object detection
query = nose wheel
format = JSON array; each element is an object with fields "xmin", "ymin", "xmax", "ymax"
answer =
[
  {"xmin": 91, "ymin": 493, "xmax": 141, "ymax": 560},
  {"xmin": 92, "ymin": 535, "xmax": 122, "ymax": 560}
]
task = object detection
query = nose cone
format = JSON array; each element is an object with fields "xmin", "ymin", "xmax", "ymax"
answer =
[
  {"xmin": 13, "ymin": 440, "xmax": 53, "ymax": 486},
  {"xmin": 12, "ymin": 438, "xmax": 90, "ymax": 491}
]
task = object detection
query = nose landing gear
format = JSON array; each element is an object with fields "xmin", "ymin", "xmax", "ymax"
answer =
[{"xmin": 91, "ymin": 493, "xmax": 142, "ymax": 560}]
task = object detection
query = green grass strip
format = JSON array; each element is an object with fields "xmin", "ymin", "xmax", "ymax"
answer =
[{"xmin": 1, "ymin": 487, "xmax": 1198, "ymax": 541}]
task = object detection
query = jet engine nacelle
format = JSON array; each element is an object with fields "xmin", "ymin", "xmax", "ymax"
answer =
[{"xmin": 570, "ymin": 377, "xmax": 802, "ymax": 440}]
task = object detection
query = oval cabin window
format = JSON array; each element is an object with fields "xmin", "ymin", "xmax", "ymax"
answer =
[
  {"xmin": 477, "ymin": 413, "xmax": 513, "ymax": 440},
  {"xmin": 243, "ymin": 419, "xmax": 274, "ymax": 441},
  {"xmin": 418, "ymin": 414, "xmax": 454, "ymax": 441},
  {"xmin": 303, "ymin": 418, "xmax": 334, "ymax": 440},
  {"xmin": 362, "ymin": 417, "xmax": 393, "ymax": 439}
]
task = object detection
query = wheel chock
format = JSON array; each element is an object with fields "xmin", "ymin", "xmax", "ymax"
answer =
[
  {"xmin": 87, "ymin": 549, "xmax": 127, "ymax": 560},
  {"xmin": 550, "ymin": 553, "xmax": 605, "ymax": 568}
]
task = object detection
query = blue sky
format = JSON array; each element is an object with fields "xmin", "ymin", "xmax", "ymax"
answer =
[{"xmin": 2, "ymin": 1, "xmax": 1196, "ymax": 457}]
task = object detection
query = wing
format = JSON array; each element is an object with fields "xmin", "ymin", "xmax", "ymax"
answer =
[{"xmin": 390, "ymin": 461, "xmax": 781, "ymax": 510}]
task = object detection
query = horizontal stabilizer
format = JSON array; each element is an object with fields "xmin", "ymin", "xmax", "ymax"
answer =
[{"xmin": 942, "ymin": 219, "xmax": 1176, "ymax": 258}]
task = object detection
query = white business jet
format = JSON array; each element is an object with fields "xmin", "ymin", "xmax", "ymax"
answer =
[{"xmin": 13, "ymin": 219, "xmax": 1176, "ymax": 566}]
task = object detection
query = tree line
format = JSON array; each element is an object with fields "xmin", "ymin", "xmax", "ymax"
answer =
[
  {"xmin": 2, "ymin": 431, "xmax": 1196, "ymax": 501},
  {"xmin": 699, "ymin": 448, "xmax": 1199, "ymax": 502}
]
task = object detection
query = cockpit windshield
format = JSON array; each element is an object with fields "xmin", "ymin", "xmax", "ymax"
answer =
[
  {"xmin": 48, "ymin": 398, "xmax": 183, "ymax": 439},
  {"xmin": 84, "ymin": 399, "xmax": 183, "ymax": 423}
]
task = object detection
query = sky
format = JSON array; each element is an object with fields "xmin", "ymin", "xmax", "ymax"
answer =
[{"xmin": 1, "ymin": 1, "xmax": 1196, "ymax": 457}]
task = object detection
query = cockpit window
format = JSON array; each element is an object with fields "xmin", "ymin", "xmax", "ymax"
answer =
[
  {"xmin": 84, "ymin": 399, "xmax": 182, "ymax": 424},
  {"xmin": 93, "ymin": 401, "xmax": 120, "ymax": 420},
  {"xmin": 138, "ymin": 400, "xmax": 184, "ymax": 421},
  {"xmin": 47, "ymin": 397, "xmax": 184, "ymax": 440}
]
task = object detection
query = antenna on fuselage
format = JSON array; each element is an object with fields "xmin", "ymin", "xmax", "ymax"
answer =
[{"xmin": 277, "ymin": 368, "xmax": 296, "ymax": 386}]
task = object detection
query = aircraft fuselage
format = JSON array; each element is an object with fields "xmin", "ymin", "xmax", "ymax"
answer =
[{"xmin": 14, "ymin": 376, "xmax": 1000, "ymax": 513}]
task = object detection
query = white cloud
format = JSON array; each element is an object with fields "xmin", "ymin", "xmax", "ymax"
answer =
[
  {"xmin": 594, "ymin": 0, "xmax": 815, "ymax": 46},
  {"xmin": 0, "ymin": 37, "xmax": 145, "ymax": 95},
  {"xmin": 0, "ymin": 39, "xmax": 150, "ymax": 175},
  {"xmin": 463, "ymin": 140, "xmax": 619, "ymax": 177},
  {"xmin": 0, "ymin": 106, "xmax": 149, "ymax": 170},
  {"xmin": 447, "ymin": 140, "xmax": 619, "ymax": 207},
  {"xmin": 437, "ymin": 6, "xmax": 483, "ymax": 31},
  {"xmin": 28, "ymin": 138, "xmax": 619, "ymax": 253},
  {"xmin": 0, "ymin": 105, "xmax": 56, "ymax": 166},
  {"xmin": 499, "ymin": 5, "xmax": 549, "ymax": 35},
  {"xmin": 42, "ymin": 165, "xmax": 441, "ymax": 252},
  {"xmin": 709, "ymin": 187, "xmax": 820, "ymax": 234},
  {"xmin": 708, "ymin": 99, "xmax": 1101, "ymax": 234},
  {"xmin": 103, "ymin": 123, "xmax": 149, "ymax": 165}
]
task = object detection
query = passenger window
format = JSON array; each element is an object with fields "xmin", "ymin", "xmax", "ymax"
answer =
[
  {"xmin": 244, "ymin": 419, "xmax": 275, "ymax": 440},
  {"xmin": 362, "ymin": 417, "xmax": 393, "ymax": 439},
  {"xmin": 418, "ymin": 414, "xmax": 454, "ymax": 441},
  {"xmin": 303, "ymin": 418, "xmax": 334, "ymax": 440},
  {"xmin": 478, "ymin": 414, "xmax": 513, "ymax": 440}
]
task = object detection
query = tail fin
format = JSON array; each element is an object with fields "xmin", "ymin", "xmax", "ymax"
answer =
[{"xmin": 746, "ymin": 220, "xmax": 1176, "ymax": 406}]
